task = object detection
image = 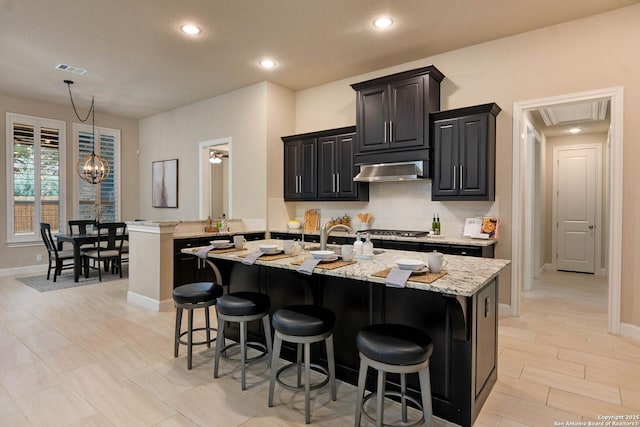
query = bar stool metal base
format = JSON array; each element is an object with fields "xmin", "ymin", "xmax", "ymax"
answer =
[
  {"xmin": 355, "ymin": 353, "xmax": 432, "ymax": 427},
  {"xmin": 268, "ymin": 329, "xmax": 336, "ymax": 424},
  {"xmin": 214, "ymin": 311, "xmax": 272, "ymax": 391},
  {"xmin": 174, "ymin": 299, "xmax": 217, "ymax": 370}
]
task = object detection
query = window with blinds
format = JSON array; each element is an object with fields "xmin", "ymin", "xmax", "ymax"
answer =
[
  {"xmin": 6, "ymin": 113, "xmax": 66, "ymax": 242},
  {"xmin": 75, "ymin": 125, "xmax": 121, "ymax": 222}
]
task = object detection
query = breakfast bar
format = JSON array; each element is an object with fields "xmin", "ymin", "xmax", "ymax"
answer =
[{"xmin": 184, "ymin": 239, "xmax": 510, "ymax": 426}]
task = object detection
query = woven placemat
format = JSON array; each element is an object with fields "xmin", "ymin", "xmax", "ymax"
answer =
[
  {"xmin": 238, "ymin": 252, "xmax": 296, "ymax": 261},
  {"xmin": 371, "ymin": 267, "xmax": 447, "ymax": 284},
  {"xmin": 290, "ymin": 259, "xmax": 357, "ymax": 270}
]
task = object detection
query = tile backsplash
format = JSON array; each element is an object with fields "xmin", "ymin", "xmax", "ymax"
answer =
[{"xmin": 271, "ymin": 180, "xmax": 499, "ymax": 236}]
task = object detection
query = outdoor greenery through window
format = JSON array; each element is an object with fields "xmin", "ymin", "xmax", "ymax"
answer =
[
  {"xmin": 7, "ymin": 113, "xmax": 66, "ymax": 241},
  {"xmin": 75, "ymin": 125, "xmax": 120, "ymax": 223}
]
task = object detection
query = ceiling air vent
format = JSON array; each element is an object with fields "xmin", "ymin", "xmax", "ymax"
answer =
[{"xmin": 55, "ymin": 64, "xmax": 87, "ymax": 75}]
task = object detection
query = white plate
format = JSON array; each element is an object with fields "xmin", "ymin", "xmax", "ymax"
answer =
[
  {"xmin": 211, "ymin": 242, "xmax": 234, "ymax": 249},
  {"xmin": 211, "ymin": 240, "xmax": 231, "ymax": 247},
  {"xmin": 310, "ymin": 250, "xmax": 336, "ymax": 260},
  {"xmin": 260, "ymin": 248, "xmax": 282, "ymax": 255},
  {"xmin": 410, "ymin": 267, "xmax": 429, "ymax": 274},
  {"xmin": 396, "ymin": 259, "xmax": 426, "ymax": 271},
  {"xmin": 259, "ymin": 244, "xmax": 280, "ymax": 253},
  {"xmin": 318, "ymin": 255, "xmax": 339, "ymax": 263}
]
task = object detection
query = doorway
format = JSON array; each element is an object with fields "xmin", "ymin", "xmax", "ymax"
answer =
[
  {"xmin": 198, "ymin": 137, "xmax": 232, "ymax": 220},
  {"xmin": 512, "ymin": 87, "xmax": 623, "ymax": 335}
]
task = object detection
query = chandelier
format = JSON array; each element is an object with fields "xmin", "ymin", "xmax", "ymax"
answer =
[{"xmin": 65, "ymin": 80, "xmax": 110, "ymax": 184}]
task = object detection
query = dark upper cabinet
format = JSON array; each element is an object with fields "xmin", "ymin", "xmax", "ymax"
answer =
[
  {"xmin": 318, "ymin": 132, "xmax": 367, "ymax": 200},
  {"xmin": 351, "ymin": 66, "xmax": 444, "ymax": 168},
  {"xmin": 284, "ymin": 138, "xmax": 317, "ymax": 200},
  {"xmin": 431, "ymin": 103, "xmax": 501, "ymax": 201},
  {"xmin": 283, "ymin": 126, "xmax": 368, "ymax": 202}
]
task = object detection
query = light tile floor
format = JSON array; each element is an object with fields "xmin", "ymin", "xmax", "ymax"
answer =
[{"xmin": 0, "ymin": 270, "xmax": 638, "ymax": 426}]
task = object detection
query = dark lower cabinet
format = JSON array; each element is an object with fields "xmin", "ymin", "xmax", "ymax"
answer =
[{"xmin": 173, "ymin": 233, "xmax": 265, "ymax": 287}]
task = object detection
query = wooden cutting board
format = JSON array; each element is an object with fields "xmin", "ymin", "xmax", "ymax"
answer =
[{"xmin": 304, "ymin": 209, "xmax": 319, "ymax": 231}]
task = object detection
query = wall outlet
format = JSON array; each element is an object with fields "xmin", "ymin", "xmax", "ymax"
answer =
[{"xmin": 36, "ymin": 254, "xmax": 43, "ymax": 262}]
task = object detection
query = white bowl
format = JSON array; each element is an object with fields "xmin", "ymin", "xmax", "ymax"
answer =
[
  {"xmin": 396, "ymin": 259, "xmax": 426, "ymax": 271},
  {"xmin": 288, "ymin": 220, "xmax": 301, "ymax": 229},
  {"xmin": 259, "ymin": 244, "xmax": 280, "ymax": 253},
  {"xmin": 210, "ymin": 240, "xmax": 231, "ymax": 247},
  {"xmin": 310, "ymin": 250, "xmax": 336, "ymax": 260}
]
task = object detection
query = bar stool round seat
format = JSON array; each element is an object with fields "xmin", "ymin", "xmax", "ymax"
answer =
[
  {"xmin": 355, "ymin": 324, "xmax": 434, "ymax": 427},
  {"xmin": 173, "ymin": 282, "xmax": 224, "ymax": 370},
  {"xmin": 268, "ymin": 305, "xmax": 337, "ymax": 424},
  {"xmin": 214, "ymin": 291, "xmax": 272, "ymax": 391}
]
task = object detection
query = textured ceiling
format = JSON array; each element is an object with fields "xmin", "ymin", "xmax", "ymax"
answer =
[{"xmin": 0, "ymin": 0, "xmax": 637, "ymax": 119}]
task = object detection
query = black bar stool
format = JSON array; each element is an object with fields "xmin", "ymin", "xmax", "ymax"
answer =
[
  {"xmin": 214, "ymin": 291, "xmax": 272, "ymax": 390},
  {"xmin": 173, "ymin": 281, "xmax": 224, "ymax": 370},
  {"xmin": 354, "ymin": 324, "xmax": 434, "ymax": 427},
  {"xmin": 268, "ymin": 305, "xmax": 336, "ymax": 424}
]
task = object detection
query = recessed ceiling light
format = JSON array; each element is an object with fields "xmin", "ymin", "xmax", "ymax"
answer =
[
  {"xmin": 569, "ymin": 127, "xmax": 582, "ymax": 134},
  {"xmin": 374, "ymin": 16, "xmax": 393, "ymax": 29},
  {"xmin": 260, "ymin": 59, "xmax": 276, "ymax": 69},
  {"xmin": 181, "ymin": 24, "xmax": 201, "ymax": 35}
]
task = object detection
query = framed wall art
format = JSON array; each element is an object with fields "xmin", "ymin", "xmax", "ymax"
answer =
[{"xmin": 152, "ymin": 159, "xmax": 178, "ymax": 208}]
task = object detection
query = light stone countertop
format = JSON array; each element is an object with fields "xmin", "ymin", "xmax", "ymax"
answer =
[
  {"xmin": 270, "ymin": 229, "xmax": 497, "ymax": 247},
  {"xmin": 184, "ymin": 239, "xmax": 510, "ymax": 297}
]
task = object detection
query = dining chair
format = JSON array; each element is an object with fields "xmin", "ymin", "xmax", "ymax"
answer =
[
  {"xmin": 83, "ymin": 222, "xmax": 127, "ymax": 281},
  {"xmin": 68, "ymin": 219, "xmax": 96, "ymax": 235},
  {"xmin": 69, "ymin": 219, "xmax": 98, "ymax": 253},
  {"xmin": 40, "ymin": 223, "xmax": 76, "ymax": 282}
]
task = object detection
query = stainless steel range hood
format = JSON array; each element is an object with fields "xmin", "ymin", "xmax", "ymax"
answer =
[{"xmin": 353, "ymin": 161, "xmax": 425, "ymax": 182}]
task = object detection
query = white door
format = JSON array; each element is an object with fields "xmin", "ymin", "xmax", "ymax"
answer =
[{"xmin": 554, "ymin": 145, "xmax": 600, "ymax": 273}]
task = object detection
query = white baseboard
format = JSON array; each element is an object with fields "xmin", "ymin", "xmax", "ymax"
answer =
[
  {"xmin": 127, "ymin": 291, "xmax": 174, "ymax": 312},
  {"xmin": 620, "ymin": 322, "xmax": 640, "ymax": 342},
  {"xmin": 499, "ymin": 303, "xmax": 513, "ymax": 317},
  {"xmin": 0, "ymin": 264, "xmax": 47, "ymax": 277}
]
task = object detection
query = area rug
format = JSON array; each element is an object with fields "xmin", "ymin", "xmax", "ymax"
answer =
[{"xmin": 16, "ymin": 266, "xmax": 128, "ymax": 293}]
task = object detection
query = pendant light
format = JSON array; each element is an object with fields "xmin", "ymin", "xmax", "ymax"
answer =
[{"xmin": 65, "ymin": 80, "xmax": 110, "ymax": 184}]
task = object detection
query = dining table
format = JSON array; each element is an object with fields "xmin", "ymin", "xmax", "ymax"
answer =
[{"xmin": 55, "ymin": 232, "xmax": 127, "ymax": 282}]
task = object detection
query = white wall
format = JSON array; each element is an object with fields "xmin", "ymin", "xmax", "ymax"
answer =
[{"xmin": 138, "ymin": 83, "xmax": 268, "ymax": 222}]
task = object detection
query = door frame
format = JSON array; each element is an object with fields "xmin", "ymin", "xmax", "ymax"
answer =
[
  {"xmin": 198, "ymin": 136, "xmax": 232, "ymax": 220},
  {"xmin": 512, "ymin": 87, "xmax": 623, "ymax": 335},
  {"xmin": 552, "ymin": 143, "xmax": 603, "ymax": 274}
]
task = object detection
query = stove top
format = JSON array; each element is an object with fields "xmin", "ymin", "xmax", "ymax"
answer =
[{"xmin": 365, "ymin": 229, "xmax": 430, "ymax": 238}]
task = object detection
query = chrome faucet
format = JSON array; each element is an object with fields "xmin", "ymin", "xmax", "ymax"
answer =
[{"xmin": 320, "ymin": 222, "xmax": 354, "ymax": 250}]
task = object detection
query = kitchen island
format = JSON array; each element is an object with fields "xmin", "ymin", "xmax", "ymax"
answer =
[{"xmin": 184, "ymin": 239, "xmax": 509, "ymax": 426}]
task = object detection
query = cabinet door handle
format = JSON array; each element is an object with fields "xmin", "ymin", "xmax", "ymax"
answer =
[
  {"xmin": 299, "ymin": 176, "xmax": 302, "ymax": 193},
  {"xmin": 297, "ymin": 175, "xmax": 301, "ymax": 194},
  {"xmin": 384, "ymin": 121, "xmax": 388, "ymax": 143},
  {"xmin": 389, "ymin": 120, "xmax": 393, "ymax": 143},
  {"xmin": 332, "ymin": 173, "xmax": 336, "ymax": 193},
  {"xmin": 460, "ymin": 165, "xmax": 463, "ymax": 190},
  {"xmin": 453, "ymin": 166, "xmax": 457, "ymax": 190},
  {"xmin": 336, "ymin": 173, "xmax": 340, "ymax": 191}
]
